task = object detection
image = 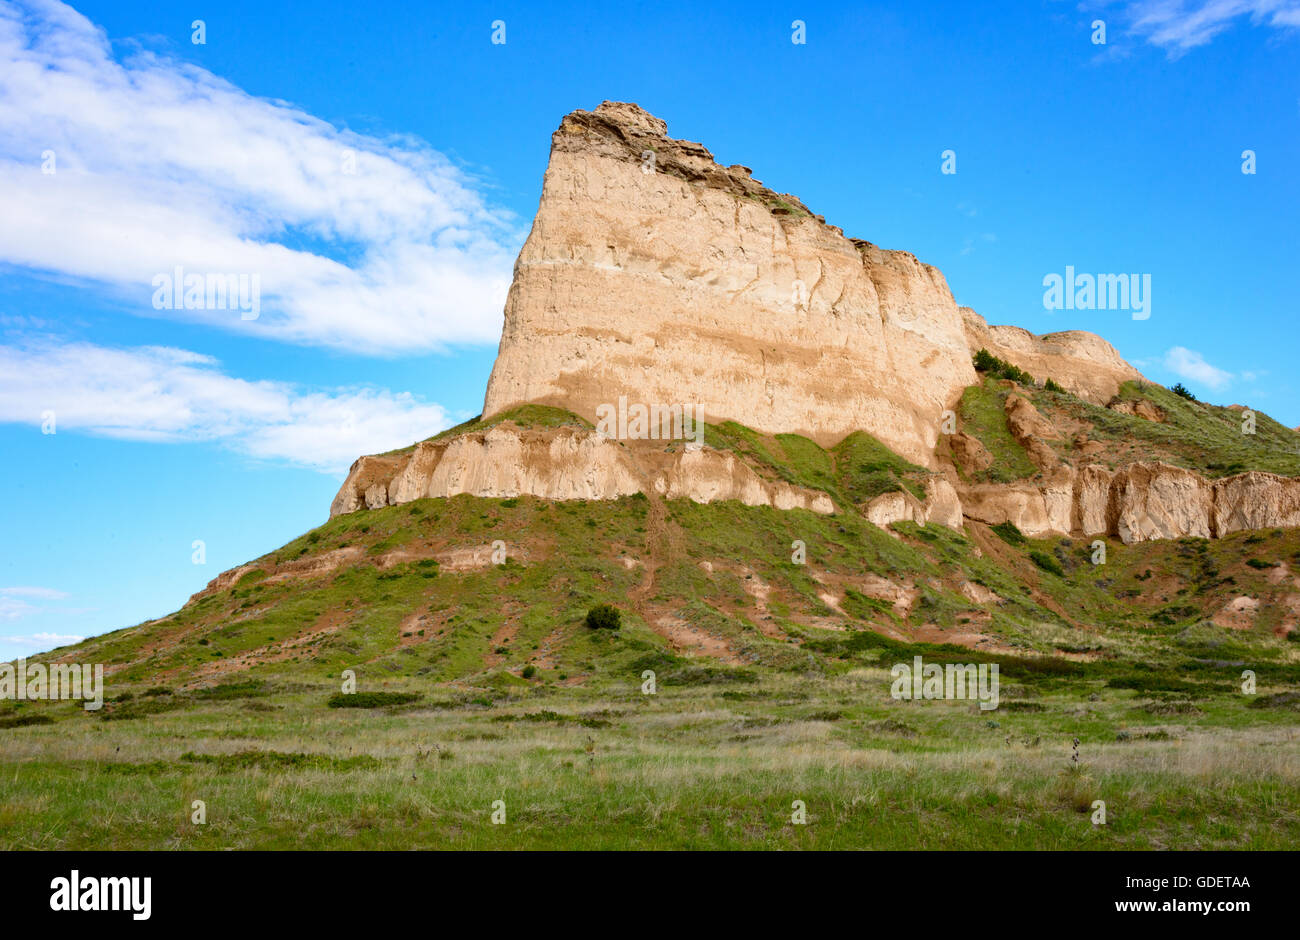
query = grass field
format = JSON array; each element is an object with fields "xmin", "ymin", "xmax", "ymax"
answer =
[{"xmin": 2, "ymin": 666, "xmax": 1298, "ymax": 849}]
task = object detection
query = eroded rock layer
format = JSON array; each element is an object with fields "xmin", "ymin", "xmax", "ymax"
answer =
[
  {"xmin": 331, "ymin": 425, "xmax": 837, "ymax": 518},
  {"xmin": 956, "ymin": 462, "xmax": 1300, "ymax": 544}
]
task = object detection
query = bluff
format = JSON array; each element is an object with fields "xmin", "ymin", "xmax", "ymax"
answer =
[
  {"xmin": 333, "ymin": 102, "xmax": 1300, "ymax": 546},
  {"xmin": 480, "ymin": 101, "xmax": 1140, "ymax": 466}
]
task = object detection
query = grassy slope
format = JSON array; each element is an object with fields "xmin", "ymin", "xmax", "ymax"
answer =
[
  {"xmin": 4, "ymin": 412, "xmax": 1299, "ymax": 849},
  {"xmin": 952, "ymin": 379, "xmax": 1038, "ymax": 483},
  {"xmin": 954, "ymin": 369, "xmax": 1300, "ymax": 483},
  {"xmin": 1045, "ymin": 380, "xmax": 1300, "ymax": 478}
]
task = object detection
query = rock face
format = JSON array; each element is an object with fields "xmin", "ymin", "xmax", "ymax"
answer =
[
  {"xmin": 331, "ymin": 424, "xmax": 839, "ymax": 518},
  {"xmin": 1212, "ymin": 472, "xmax": 1300, "ymax": 534},
  {"xmin": 481, "ymin": 101, "xmax": 1143, "ymax": 465},
  {"xmin": 957, "ymin": 462, "xmax": 1300, "ymax": 544},
  {"xmin": 1004, "ymin": 393, "xmax": 1062, "ymax": 471},
  {"xmin": 1108, "ymin": 398, "xmax": 1165, "ymax": 422}
]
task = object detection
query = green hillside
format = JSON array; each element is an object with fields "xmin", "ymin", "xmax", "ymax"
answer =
[{"xmin": 4, "ymin": 411, "xmax": 1299, "ymax": 849}]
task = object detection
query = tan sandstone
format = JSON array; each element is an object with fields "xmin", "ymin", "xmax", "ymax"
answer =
[
  {"xmin": 480, "ymin": 101, "xmax": 1144, "ymax": 466},
  {"xmin": 332, "ymin": 424, "xmax": 839, "ymax": 518},
  {"xmin": 961, "ymin": 308, "xmax": 1143, "ymax": 404}
]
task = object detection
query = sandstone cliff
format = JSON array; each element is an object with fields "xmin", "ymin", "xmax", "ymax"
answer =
[
  {"xmin": 480, "ymin": 101, "xmax": 1142, "ymax": 466},
  {"xmin": 961, "ymin": 308, "xmax": 1143, "ymax": 404},
  {"xmin": 330, "ymin": 101, "xmax": 1299, "ymax": 549}
]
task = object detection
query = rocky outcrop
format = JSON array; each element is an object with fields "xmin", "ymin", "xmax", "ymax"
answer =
[
  {"xmin": 1109, "ymin": 463, "xmax": 1213, "ymax": 542},
  {"xmin": 959, "ymin": 480, "xmax": 1061, "ymax": 536},
  {"xmin": 480, "ymin": 101, "xmax": 1145, "ymax": 466},
  {"xmin": 329, "ymin": 420, "xmax": 985, "ymax": 529},
  {"xmin": 865, "ymin": 489, "xmax": 927, "ymax": 531},
  {"xmin": 961, "ymin": 308, "xmax": 1143, "ymax": 404},
  {"xmin": 330, "ymin": 102, "xmax": 1300, "ymax": 549},
  {"xmin": 923, "ymin": 478, "xmax": 965, "ymax": 529},
  {"xmin": 1004, "ymin": 393, "xmax": 1062, "ymax": 471},
  {"xmin": 331, "ymin": 424, "xmax": 838, "ymax": 518},
  {"xmin": 959, "ymin": 461, "xmax": 1300, "ymax": 544},
  {"xmin": 1108, "ymin": 397, "xmax": 1165, "ymax": 422},
  {"xmin": 648, "ymin": 447, "xmax": 835, "ymax": 514},
  {"xmin": 333, "ymin": 424, "xmax": 1298, "ymax": 545},
  {"xmin": 948, "ymin": 431, "xmax": 993, "ymax": 475},
  {"xmin": 1212, "ymin": 472, "xmax": 1300, "ymax": 534}
]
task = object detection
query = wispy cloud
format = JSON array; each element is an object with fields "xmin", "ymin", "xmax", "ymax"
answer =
[
  {"xmin": 1163, "ymin": 346, "xmax": 1233, "ymax": 389},
  {"xmin": 1115, "ymin": 0, "xmax": 1300, "ymax": 55},
  {"xmin": 0, "ymin": 341, "xmax": 454, "ymax": 472},
  {"xmin": 0, "ymin": 587, "xmax": 68, "ymax": 600},
  {"xmin": 0, "ymin": 0, "xmax": 516, "ymax": 354},
  {"xmin": 960, "ymin": 233, "xmax": 998, "ymax": 255},
  {"xmin": 0, "ymin": 587, "xmax": 69, "ymax": 623},
  {"xmin": 3, "ymin": 632, "xmax": 85, "ymax": 647}
]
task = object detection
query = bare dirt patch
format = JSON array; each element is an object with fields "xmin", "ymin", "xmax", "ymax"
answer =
[
  {"xmin": 649, "ymin": 614, "xmax": 743, "ymax": 665},
  {"xmin": 1212, "ymin": 596, "xmax": 1260, "ymax": 631}
]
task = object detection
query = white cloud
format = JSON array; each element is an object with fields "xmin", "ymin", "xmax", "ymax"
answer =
[
  {"xmin": 0, "ymin": 341, "xmax": 454, "ymax": 472},
  {"xmin": 1119, "ymin": 1, "xmax": 1300, "ymax": 55},
  {"xmin": 4, "ymin": 632, "xmax": 84, "ymax": 646},
  {"xmin": 0, "ymin": 0, "xmax": 516, "ymax": 354},
  {"xmin": 1163, "ymin": 346, "xmax": 1233, "ymax": 390},
  {"xmin": 0, "ymin": 587, "xmax": 69, "ymax": 600},
  {"xmin": 0, "ymin": 597, "xmax": 34, "ymax": 622}
]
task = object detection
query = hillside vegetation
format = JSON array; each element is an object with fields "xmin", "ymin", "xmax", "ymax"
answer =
[
  {"xmin": 952, "ymin": 351, "xmax": 1300, "ymax": 484},
  {"xmin": 5, "ymin": 408, "xmax": 1299, "ymax": 849}
]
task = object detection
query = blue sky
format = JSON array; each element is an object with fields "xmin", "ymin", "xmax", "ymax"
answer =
[{"xmin": 1, "ymin": 0, "xmax": 1297, "ymax": 657}]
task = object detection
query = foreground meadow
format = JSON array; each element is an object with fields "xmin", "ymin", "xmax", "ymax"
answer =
[{"xmin": 2, "ymin": 668, "xmax": 1296, "ymax": 850}]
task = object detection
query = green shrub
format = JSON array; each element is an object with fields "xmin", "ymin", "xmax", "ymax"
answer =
[
  {"xmin": 972, "ymin": 348, "xmax": 1034, "ymax": 386},
  {"xmin": 0, "ymin": 713, "xmax": 54, "ymax": 729},
  {"xmin": 1029, "ymin": 550, "xmax": 1065, "ymax": 577},
  {"xmin": 1044, "ymin": 378, "xmax": 1066, "ymax": 394},
  {"xmin": 991, "ymin": 521, "xmax": 1027, "ymax": 546},
  {"xmin": 327, "ymin": 692, "xmax": 421, "ymax": 708},
  {"xmin": 196, "ymin": 681, "xmax": 266, "ymax": 700},
  {"xmin": 586, "ymin": 603, "xmax": 622, "ymax": 631},
  {"xmin": 1171, "ymin": 382, "xmax": 1197, "ymax": 401},
  {"xmin": 1106, "ymin": 674, "xmax": 1213, "ymax": 694},
  {"xmin": 521, "ymin": 665, "xmax": 537, "ymax": 679},
  {"xmin": 973, "ymin": 348, "xmax": 1000, "ymax": 373}
]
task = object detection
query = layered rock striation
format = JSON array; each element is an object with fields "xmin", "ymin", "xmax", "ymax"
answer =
[{"xmin": 481, "ymin": 101, "xmax": 1139, "ymax": 466}]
